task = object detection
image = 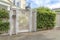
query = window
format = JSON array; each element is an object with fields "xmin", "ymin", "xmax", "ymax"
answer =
[
  {"xmin": 13, "ymin": 0, "xmax": 20, "ymax": 7},
  {"xmin": 17, "ymin": 1, "xmax": 20, "ymax": 7},
  {"xmin": 17, "ymin": 2, "xmax": 19, "ymax": 7},
  {"xmin": 13, "ymin": 0, "xmax": 15, "ymax": 5}
]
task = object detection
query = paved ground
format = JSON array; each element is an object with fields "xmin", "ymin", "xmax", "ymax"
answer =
[{"xmin": 0, "ymin": 30, "xmax": 60, "ymax": 40}]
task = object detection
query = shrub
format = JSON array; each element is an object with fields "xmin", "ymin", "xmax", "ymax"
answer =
[
  {"xmin": 0, "ymin": 8, "xmax": 9, "ymax": 33},
  {"xmin": 37, "ymin": 7, "xmax": 56, "ymax": 30},
  {"xmin": 0, "ymin": 8, "xmax": 9, "ymax": 18},
  {"xmin": 0, "ymin": 22, "xmax": 9, "ymax": 32}
]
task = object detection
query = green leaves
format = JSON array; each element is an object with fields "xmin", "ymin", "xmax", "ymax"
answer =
[
  {"xmin": 0, "ymin": 8, "xmax": 9, "ymax": 33},
  {"xmin": 0, "ymin": 9, "xmax": 9, "ymax": 18},
  {"xmin": 37, "ymin": 7, "xmax": 56, "ymax": 30},
  {"xmin": 0, "ymin": 22, "xmax": 9, "ymax": 31}
]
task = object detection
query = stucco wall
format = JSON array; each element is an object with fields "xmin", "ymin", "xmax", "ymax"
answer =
[{"xmin": 55, "ymin": 12, "xmax": 60, "ymax": 27}]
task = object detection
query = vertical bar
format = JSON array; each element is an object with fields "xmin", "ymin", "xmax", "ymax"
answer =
[
  {"xmin": 34, "ymin": 10, "xmax": 37, "ymax": 31},
  {"xmin": 9, "ymin": 9, "xmax": 13, "ymax": 36},
  {"xmin": 16, "ymin": 9, "xmax": 19, "ymax": 34},
  {"xmin": 29, "ymin": 9, "xmax": 32, "ymax": 32}
]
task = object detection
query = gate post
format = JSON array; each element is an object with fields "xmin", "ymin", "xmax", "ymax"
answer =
[
  {"xmin": 29, "ymin": 9, "xmax": 32, "ymax": 32},
  {"xmin": 34, "ymin": 10, "xmax": 37, "ymax": 32},
  {"xmin": 9, "ymin": 9, "xmax": 13, "ymax": 36},
  {"xmin": 15, "ymin": 9, "xmax": 19, "ymax": 34}
]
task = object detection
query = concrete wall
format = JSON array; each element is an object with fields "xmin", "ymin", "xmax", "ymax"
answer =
[{"xmin": 55, "ymin": 12, "xmax": 60, "ymax": 27}]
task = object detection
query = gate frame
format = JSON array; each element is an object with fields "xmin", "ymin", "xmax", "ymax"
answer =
[{"xmin": 9, "ymin": 7, "xmax": 37, "ymax": 36}]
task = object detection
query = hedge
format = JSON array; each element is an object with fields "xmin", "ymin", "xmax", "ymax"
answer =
[
  {"xmin": 0, "ymin": 9, "xmax": 9, "ymax": 18},
  {"xmin": 37, "ymin": 7, "xmax": 56, "ymax": 30},
  {"xmin": 0, "ymin": 22, "xmax": 9, "ymax": 32},
  {"xmin": 0, "ymin": 8, "xmax": 9, "ymax": 33}
]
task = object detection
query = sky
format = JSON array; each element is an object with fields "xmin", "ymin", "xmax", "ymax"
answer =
[{"xmin": 26, "ymin": 0, "xmax": 60, "ymax": 9}]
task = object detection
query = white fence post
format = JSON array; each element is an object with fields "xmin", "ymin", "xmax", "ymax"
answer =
[
  {"xmin": 9, "ymin": 9, "xmax": 13, "ymax": 36},
  {"xmin": 29, "ymin": 9, "xmax": 32, "ymax": 32},
  {"xmin": 34, "ymin": 10, "xmax": 37, "ymax": 31},
  {"xmin": 16, "ymin": 9, "xmax": 19, "ymax": 34}
]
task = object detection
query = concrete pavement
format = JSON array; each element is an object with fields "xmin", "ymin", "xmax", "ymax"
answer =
[{"xmin": 0, "ymin": 30, "xmax": 60, "ymax": 40}]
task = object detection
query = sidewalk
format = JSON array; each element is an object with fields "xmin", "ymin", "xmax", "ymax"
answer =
[{"xmin": 0, "ymin": 30, "xmax": 60, "ymax": 40}]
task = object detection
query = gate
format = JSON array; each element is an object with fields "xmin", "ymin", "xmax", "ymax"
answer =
[
  {"xmin": 17, "ymin": 9, "xmax": 30, "ymax": 32},
  {"xmin": 9, "ymin": 8, "xmax": 37, "ymax": 35}
]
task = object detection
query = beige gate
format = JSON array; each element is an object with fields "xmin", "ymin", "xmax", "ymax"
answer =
[
  {"xmin": 15, "ymin": 9, "xmax": 37, "ymax": 33},
  {"xmin": 9, "ymin": 8, "xmax": 36, "ymax": 35},
  {"xmin": 17, "ymin": 10, "xmax": 30, "ymax": 32}
]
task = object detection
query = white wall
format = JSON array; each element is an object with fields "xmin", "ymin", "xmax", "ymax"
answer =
[
  {"xmin": 20, "ymin": 0, "xmax": 26, "ymax": 9},
  {"xmin": 56, "ymin": 13, "xmax": 60, "ymax": 27}
]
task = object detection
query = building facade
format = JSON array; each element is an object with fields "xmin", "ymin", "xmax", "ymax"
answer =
[{"xmin": 1, "ymin": 0, "xmax": 26, "ymax": 9}]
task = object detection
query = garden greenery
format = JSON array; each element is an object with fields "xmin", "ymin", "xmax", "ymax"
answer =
[
  {"xmin": 0, "ymin": 9, "xmax": 9, "ymax": 18},
  {"xmin": 0, "ymin": 22, "xmax": 9, "ymax": 31},
  {"xmin": 37, "ymin": 7, "xmax": 56, "ymax": 30},
  {"xmin": 0, "ymin": 9, "xmax": 9, "ymax": 33}
]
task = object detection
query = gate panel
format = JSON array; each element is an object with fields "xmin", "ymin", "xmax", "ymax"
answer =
[{"xmin": 18, "ymin": 10, "xmax": 30, "ymax": 32}]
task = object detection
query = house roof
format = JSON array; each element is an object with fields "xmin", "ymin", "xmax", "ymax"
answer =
[
  {"xmin": 52, "ymin": 8, "xmax": 60, "ymax": 12},
  {"xmin": 53, "ymin": 8, "xmax": 60, "ymax": 10}
]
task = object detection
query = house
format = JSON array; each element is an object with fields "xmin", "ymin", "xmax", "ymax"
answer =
[{"xmin": 0, "ymin": 0, "xmax": 37, "ymax": 35}]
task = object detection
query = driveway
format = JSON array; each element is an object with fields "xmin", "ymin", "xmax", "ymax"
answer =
[{"xmin": 0, "ymin": 30, "xmax": 60, "ymax": 40}]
